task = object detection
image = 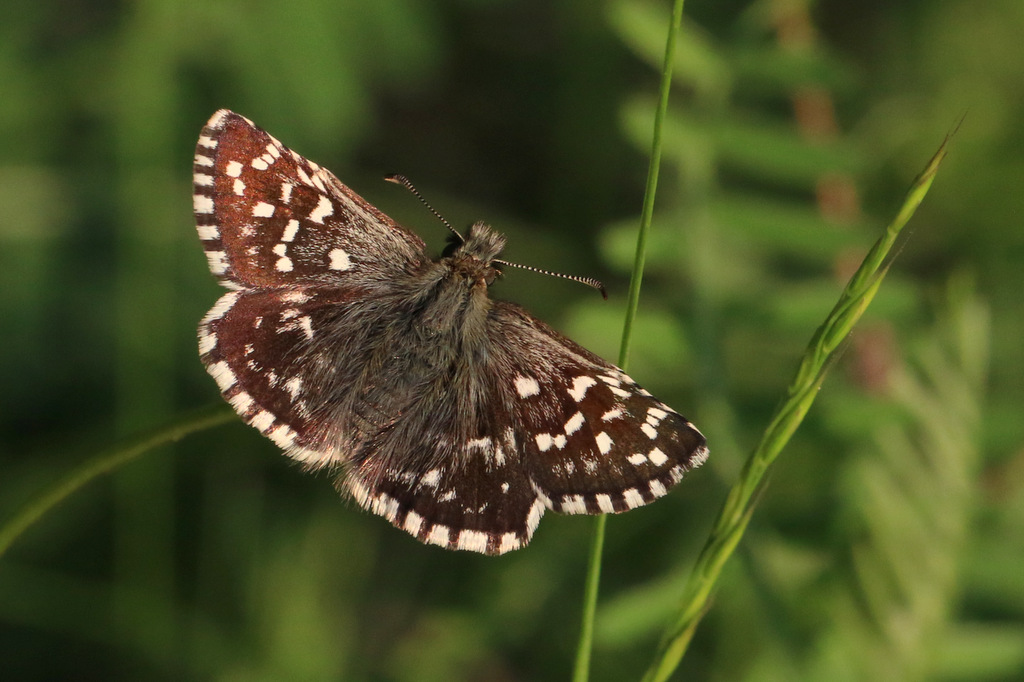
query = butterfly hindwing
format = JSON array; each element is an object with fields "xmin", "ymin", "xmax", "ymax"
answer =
[
  {"xmin": 490, "ymin": 303, "xmax": 708, "ymax": 515},
  {"xmin": 199, "ymin": 285, "xmax": 365, "ymax": 468},
  {"xmin": 334, "ymin": 301, "xmax": 707, "ymax": 555}
]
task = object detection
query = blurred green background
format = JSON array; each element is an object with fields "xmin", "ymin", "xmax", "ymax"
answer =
[{"xmin": 2, "ymin": 0, "xmax": 1023, "ymax": 680}]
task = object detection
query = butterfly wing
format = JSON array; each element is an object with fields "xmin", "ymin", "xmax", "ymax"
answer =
[
  {"xmin": 194, "ymin": 110, "xmax": 432, "ymax": 466},
  {"xmin": 492, "ymin": 303, "xmax": 708, "ymax": 515},
  {"xmin": 193, "ymin": 109, "xmax": 427, "ymax": 290},
  {"xmin": 199, "ymin": 285, "xmax": 373, "ymax": 468},
  {"xmin": 339, "ymin": 301, "xmax": 708, "ymax": 555}
]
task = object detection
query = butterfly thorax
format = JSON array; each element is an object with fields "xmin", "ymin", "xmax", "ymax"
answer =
[{"xmin": 411, "ymin": 222, "xmax": 505, "ymax": 342}]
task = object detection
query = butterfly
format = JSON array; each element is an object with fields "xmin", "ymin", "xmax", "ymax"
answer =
[{"xmin": 193, "ymin": 110, "xmax": 708, "ymax": 554}]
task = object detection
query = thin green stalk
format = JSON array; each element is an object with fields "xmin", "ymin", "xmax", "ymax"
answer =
[
  {"xmin": 640, "ymin": 134, "xmax": 952, "ymax": 682},
  {"xmin": 0, "ymin": 404, "xmax": 234, "ymax": 560},
  {"xmin": 573, "ymin": 1, "xmax": 687, "ymax": 680}
]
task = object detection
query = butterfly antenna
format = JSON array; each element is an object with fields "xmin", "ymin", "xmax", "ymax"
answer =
[
  {"xmin": 385, "ymin": 174, "xmax": 464, "ymax": 243},
  {"xmin": 385, "ymin": 175, "xmax": 605, "ymax": 299},
  {"xmin": 494, "ymin": 259, "xmax": 608, "ymax": 299}
]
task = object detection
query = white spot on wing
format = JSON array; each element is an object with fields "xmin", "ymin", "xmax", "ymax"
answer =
[
  {"xmin": 561, "ymin": 495, "xmax": 587, "ymax": 514},
  {"xmin": 228, "ymin": 391, "xmax": 253, "ymax": 414},
  {"xmin": 535, "ymin": 433, "xmax": 553, "ymax": 452},
  {"xmin": 275, "ymin": 257, "xmax": 293, "ymax": 272},
  {"xmin": 426, "ymin": 524, "xmax": 450, "ymax": 547},
  {"xmin": 650, "ymin": 479, "xmax": 668, "ymax": 497},
  {"xmin": 202, "ymin": 291, "xmax": 239, "ymax": 323},
  {"xmin": 310, "ymin": 171, "xmax": 327, "ymax": 193},
  {"xmin": 526, "ymin": 498, "xmax": 545, "ymax": 532},
  {"xmin": 194, "ymin": 173, "xmax": 213, "ymax": 187},
  {"xmin": 280, "ymin": 183, "xmax": 293, "ymax": 204},
  {"xmin": 268, "ymin": 423, "xmax": 297, "ymax": 449},
  {"xmin": 284, "ymin": 377, "xmax": 303, "ymax": 400},
  {"xmin": 280, "ymin": 290, "xmax": 310, "ymax": 304},
  {"xmin": 205, "ymin": 250, "xmax": 228, "ymax": 275},
  {"xmin": 225, "ymin": 161, "xmax": 244, "ymax": 177},
  {"xmin": 596, "ymin": 494, "xmax": 615, "ymax": 513},
  {"xmin": 309, "ymin": 195, "xmax": 333, "ymax": 223},
  {"xmin": 564, "ymin": 411, "xmax": 585, "ymax": 435},
  {"xmin": 253, "ymin": 202, "xmax": 275, "ymax": 218},
  {"xmin": 348, "ymin": 479, "xmax": 370, "ymax": 506},
  {"xmin": 194, "ymin": 194, "xmax": 214, "ymax": 214},
  {"xmin": 648, "ymin": 447, "xmax": 668, "ymax": 466},
  {"xmin": 595, "ymin": 431, "xmax": 613, "ymax": 454},
  {"xmin": 457, "ymin": 530, "xmax": 489, "ymax": 553},
  {"xmin": 282, "ymin": 219, "xmax": 300, "ymax": 242},
  {"xmin": 499, "ymin": 533, "xmax": 520, "ymax": 554},
  {"xmin": 250, "ymin": 410, "xmax": 275, "ymax": 432},
  {"xmin": 623, "ymin": 488, "xmax": 645, "ymax": 509},
  {"xmin": 372, "ymin": 493, "xmax": 399, "ymax": 522},
  {"xmin": 195, "ymin": 154, "xmax": 213, "ymax": 167},
  {"xmin": 197, "ymin": 223, "xmax": 218, "ymax": 240},
  {"xmin": 647, "ymin": 406, "xmax": 669, "ymax": 423},
  {"xmin": 627, "ymin": 453, "xmax": 647, "ymax": 466},
  {"xmin": 287, "ymin": 445, "xmax": 340, "ymax": 468},
  {"xmin": 420, "ymin": 469, "xmax": 441, "ymax": 488},
  {"xmin": 251, "ymin": 157, "xmax": 269, "ymax": 171},
  {"xmin": 404, "ymin": 511, "xmax": 424, "ymax": 536},
  {"xmin": 207, "ymin": 109, "xmax": 230, "ymax": 129},
  {"xmin": 641, "ymin": 423, "xmax": 658, "ymax": 439},
  {"xmin": 198, "ymin": 329, "xmax": 216, "ymax": 355},
  {"xmin": 233, "ymin": 179, "xmax": 246, "ymax": 196},
  {"xmin": 568, "ymin": 375, "xmax": 597, "ymax": 402},
  {"xmin": 515, "ymin": 375, "xmax": 540, "ymax": 398},
  {"xmin": 329, "ymin": 248, "xmax": 351, "ymax": 271}
]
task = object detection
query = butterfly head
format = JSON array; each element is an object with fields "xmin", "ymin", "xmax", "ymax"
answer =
[{"xmin": 448, "ymin": 221, "xmax": 507, "ymax": 287}]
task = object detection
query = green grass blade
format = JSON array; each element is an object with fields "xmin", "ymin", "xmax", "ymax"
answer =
[
  {"xmin": 0, "ymin": 404, "xmax": 234, "ymax": 560},
  {"xmin": 640, "ymin": 133, "xmax": 953, "ymax": 682},
  {"xmin": 572, "ymin": 1, "xmax": 688, "ymax": 680}
]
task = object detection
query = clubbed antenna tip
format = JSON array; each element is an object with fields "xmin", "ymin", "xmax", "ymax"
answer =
[
  {"xmin": 495, "ymin": 259, "xmax": 607, "ymax": 299},
  {"xmin": 385, "ymin": 174, "xmax": 463, "ymax": 242}
]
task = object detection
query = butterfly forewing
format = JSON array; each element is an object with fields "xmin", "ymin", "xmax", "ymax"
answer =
[
  {"xmin": 193, "ymin": 109, "xmax": 708, "ymax": 555},
  {"xmin": 193, "ymin": 110, "xmax": 427, "ymax": 289}
]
